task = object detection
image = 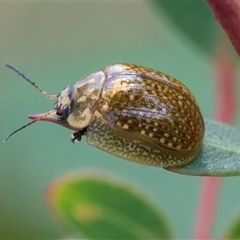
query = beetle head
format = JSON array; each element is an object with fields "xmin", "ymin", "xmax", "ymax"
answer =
[{"xmin": 4, "ymin": 64, "xmax": 104, "ymax": 142}]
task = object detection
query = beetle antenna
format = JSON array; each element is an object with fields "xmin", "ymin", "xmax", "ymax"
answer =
[
  {"xmin": 5, "ymin": 64, "xmax": 58, "ymax": 100},
  {"xmin": 3, "ymin": 110, "xmax": 57, "ymax": 142}
]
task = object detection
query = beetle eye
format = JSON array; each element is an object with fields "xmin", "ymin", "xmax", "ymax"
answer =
[{"xmin": 61, "ymin": 104, "xmax": 69, "ymax": 119}]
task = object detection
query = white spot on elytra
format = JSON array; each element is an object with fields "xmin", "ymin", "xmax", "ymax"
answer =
[
  {"xmin": 178, "ymin": 95, "xmax": 183, "ymax": 100},
  {"xmin": 130, "ymin": 95, "xmax": 134, "ymax": 101},
  {"xmin": 160, "ymin": 138, "xmax": 165, "ymax": 143},
  {"xmin": 141, "ymin": 130, "xmax": 145, "ymax": 135}
]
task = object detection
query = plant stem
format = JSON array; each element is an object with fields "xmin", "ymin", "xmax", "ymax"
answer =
[
  {"xmin": 206, "ymin": 0, "xmax": 240, "ymax": 56},
  {"xmin": 194, "ymin": 178, "xmax": 222, "ymax": 239},
  {"xmin": 214, "ymin": 55, "xmax": 237, "ymax": 123},
  {"xmin": 194, "ymin": 2, "xmax": 239, "ymax": 237},
  {"xmin": 194, "ymin": 2, "xmax": 239, "ymax": 238},
  {"xmin": 193, "ymin": 52, "xmax": 237, "ymax": 239}
]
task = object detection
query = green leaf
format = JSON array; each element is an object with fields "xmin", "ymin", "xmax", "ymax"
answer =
[
  {"xmin": 153, "ymin": 1, "xmax": 216, "ymax": 55},
  {"xmin": 47, "ymin": 173, "xmax": 173, "ymax": 239},
  {"xmin": 167, "ymin": 119, "xmax": 240, "ymax": 176},
  {"xmin": 224, "ymin": 212, "xmax": 240, "ymax": 239}
]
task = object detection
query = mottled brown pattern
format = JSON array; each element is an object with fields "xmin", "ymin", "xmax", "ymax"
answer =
[
  {"xmin": 107, "ymin": 63, "xmax": 200, "ymax": 108},
  {"xmin": 99, "ymin": 64, "xmax": 204, "ymax": 154},
  {"xmin": 86, "ymin": 118, "xmax": 201, "ymax": 167},
  {"xmin": 5, "ymin": 63, "xmax": 204, "ymax": 167},
  {"xmin": 53, "ymin": 63, "xmax": 205, "ymax": 167}
]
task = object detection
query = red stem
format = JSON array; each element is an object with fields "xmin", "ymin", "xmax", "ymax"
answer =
[
  {"xmin": 207, "ymin": 0, "xmax": 240, "ymax": 56},
  {"xmin": 193, "ymin": 53, "xmax": 237, "ymax": 239},
  {"xmin": 214, "ymin": 56, "xmax": 237, "ymax": 123},
  {"xmin": 194, "ymin": 2, "xmax": 239, "ymax": 238},
  {"xmin": 194, "ymin": 178, "xmax": 222, "ymax": 239}
]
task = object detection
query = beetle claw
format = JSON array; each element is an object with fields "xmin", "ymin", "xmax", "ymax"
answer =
[
  {"xmin": 70, "ymin": 127, "xmax": 87, "ymax": 143},
  {"xmin": 70, "ymin": 132, "xmax": 81, "ymax": 143}
]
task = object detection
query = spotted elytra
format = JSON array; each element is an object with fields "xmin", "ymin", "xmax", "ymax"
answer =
[{"xmin": 4, "ymin": 63, "xmax": 205, "ymax": 167}]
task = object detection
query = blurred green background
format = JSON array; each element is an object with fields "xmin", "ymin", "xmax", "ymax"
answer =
[{"xmin": 1, "ymin": 1, "xmax": 240, "ymax": 239}]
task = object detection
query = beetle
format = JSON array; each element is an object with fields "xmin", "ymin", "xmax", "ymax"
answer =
[{"xmin": 4, "ymin": 63, "xmax": 205, "ymax": 167}]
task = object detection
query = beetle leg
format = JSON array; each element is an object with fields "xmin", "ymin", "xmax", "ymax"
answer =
[{"xmin": 70, "ymin": 127, "xmax": 87, "ymax": 143}]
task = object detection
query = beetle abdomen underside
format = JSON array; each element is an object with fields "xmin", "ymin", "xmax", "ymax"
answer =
[{"xmin": 86, "ymin": 119, "xmax": 200, "ymax": 167}]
